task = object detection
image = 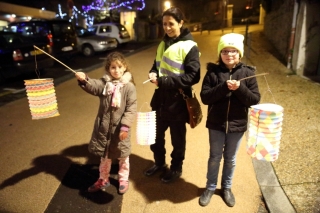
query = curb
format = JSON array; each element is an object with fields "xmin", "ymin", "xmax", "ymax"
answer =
[{"xmin": 252, "ymin": 159, "xmax": 296, "ymax": 213}]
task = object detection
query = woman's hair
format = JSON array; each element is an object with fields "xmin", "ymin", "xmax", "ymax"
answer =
[
  {"xmin": 104, "ymin": 51, "xmax": 131, "ymax": 73},
  {"xmin": 162, "ymin": 7, "xmax": 185, "ymax": 23}
]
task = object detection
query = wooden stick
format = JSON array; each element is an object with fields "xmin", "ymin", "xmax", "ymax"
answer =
[
  {"xmin": 143, "ymin": 79, "xmax": 152, "ymax": 84},
  {"xmin": 239, "ymin": 73, "xmax": 269, "ymax": 81},
  {"xmin": 33, "ymin": 45, "xmax": 91, "ymax": 84}
]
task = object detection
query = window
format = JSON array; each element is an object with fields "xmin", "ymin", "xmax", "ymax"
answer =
[
  {"xmin": 99, "ymin": 26, "xmax": 111, "ymax": 33},
  {"xmin": 52, "ymin": 23, "xmax": 73, "ymax": 36}
]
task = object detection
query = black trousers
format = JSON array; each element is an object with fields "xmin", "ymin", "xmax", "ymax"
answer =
[{"xmin": 150, "ymin": 118, "xmax": 187, "ymax": 172}]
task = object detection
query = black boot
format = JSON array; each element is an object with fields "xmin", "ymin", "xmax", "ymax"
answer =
[
  {"xmin": 144, "ymin": 164, "xmax": 167, "ymax": 176},
  {"xmin": 161, "ymin": 170, "xmax": 181, "ymax": 183},
  {"xmin": 199, "ymin": 189, "xmax": 215, "ymax": 206},
  {"xmin": 222, "ymin": 188, "xmax": 235, "ymax": 207}
]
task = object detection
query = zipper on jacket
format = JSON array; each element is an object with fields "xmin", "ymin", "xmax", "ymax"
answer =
[{"xmin": 226, "ymin": 71, "xmax": 232, "ymax": 133}]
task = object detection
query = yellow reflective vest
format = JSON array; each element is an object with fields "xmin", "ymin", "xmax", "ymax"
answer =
[{"xmin": 156, "ymin": 40, "xmax": 198, "ymax": 77}]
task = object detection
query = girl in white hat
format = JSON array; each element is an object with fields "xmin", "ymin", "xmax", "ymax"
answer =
[{"xmin": 199, "ymin": 33, "xmax": 261, "ymax": 207}]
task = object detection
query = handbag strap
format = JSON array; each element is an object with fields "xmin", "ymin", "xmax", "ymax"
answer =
[
  {"xmin": 179, "ymin": 88, "xmax": 188, "ymax": 100},
  {"xmin": 179, "ymin": 88, "xmax": 196, "ymax": 100}
]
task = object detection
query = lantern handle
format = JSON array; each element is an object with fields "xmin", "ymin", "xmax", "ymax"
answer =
[
  {"xmin": 239, "ymin": 73, "xmax": 269, "ymax": 81},
  {"xmin": 33, "ymin": 45, "xmax": 91, "ymax": 85}
]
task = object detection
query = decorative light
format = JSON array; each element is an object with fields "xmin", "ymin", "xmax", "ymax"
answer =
[
  {"xmin": 82, "ymin": 0, "xmax": 145, "ymax": 12},
  {"xmin": 56, "ymin": 4, "xmax": 67, "ymax": 19},
  {"xmin": 55, "ymin": 0, "xmax": 145, "ymax": 27}
]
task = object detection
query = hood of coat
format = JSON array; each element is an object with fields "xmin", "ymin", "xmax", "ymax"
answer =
[
  {"xmin": 103, "ymin": 71, "xmax": 132, "ymax": 84},
  {"xmin": 163, "ymin": 27, "xmax": 193, "ymax": 49}
]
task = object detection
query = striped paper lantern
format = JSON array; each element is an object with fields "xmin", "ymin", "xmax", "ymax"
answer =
[
  {"xmin": 136, "ymin": 111, "xmax": 156, "ymax": 145},
  {"xmin": 24, "ymin": 78, "xmax": 60, "ymax": 120},
  {"xmin": 246, "ymin": 103, "xmax": 284, "ymax": 161}
]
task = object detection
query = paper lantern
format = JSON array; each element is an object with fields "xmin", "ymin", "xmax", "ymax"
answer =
[
  {"xmin": 246, "ymin": 103, "xmax": 284, "ymax": 161},
  {"xmin": 24, "ymin": 78, "xmax": 60, "ymax": 120},
  {"xmin": 136, "ymin": 111, "xmax": 156, "ymax": 145}
]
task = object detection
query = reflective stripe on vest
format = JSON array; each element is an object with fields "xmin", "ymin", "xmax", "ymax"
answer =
[{"xmin": 156, "ymin": 40, "xmax": 197, "ymax": 77}]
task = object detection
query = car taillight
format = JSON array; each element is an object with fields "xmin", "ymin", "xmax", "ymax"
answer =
[
  {"xmin": 13, "ymin": 49, "xmax": 23, "ymax": 61},
  {"xmin": 47, "ymin": 34, "xmax": 53, "ymax": 46},
  {"xmin": 119, "ymin": 33, "xmax": 123, "ymax": 39}
]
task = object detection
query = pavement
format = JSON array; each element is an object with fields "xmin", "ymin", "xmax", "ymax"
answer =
[{"xmin": 0, "ymin": 24, "xmax": 319, "ymax": 213}]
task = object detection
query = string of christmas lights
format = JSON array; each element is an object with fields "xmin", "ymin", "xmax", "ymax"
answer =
[
  {"xmin": 56, "ymin": 0, "xmax": 145, "ymax": 27},
  {"xmin": 82, "ymin": 0, "xmax": 145, "ymax": 13}
]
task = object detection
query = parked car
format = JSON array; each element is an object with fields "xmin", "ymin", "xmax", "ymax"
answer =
[
  {"xmin": 0, "ymin": 31, "xmax": 54, "ymax": 83},
  {"xmin": 75, "ymin": 26, "xmax": 117, "ymax": 57},
  {"xmin": 88, "ymin": 23, "xmax": 131, "ymax": 45},
  {"xmin": 241, "ymin": 15, "xmax": 259, "ymax": 24},
  {"xmin": 5, "ymin": 19, "xmax": 78, "ymax": 59}
]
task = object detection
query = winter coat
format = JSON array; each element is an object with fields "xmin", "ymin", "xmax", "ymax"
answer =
[
  {"xmin": 79, "ymin": 72, "xmax": 137, "ymax": 158},
  {"xmin": 200, "ymin": 62, "xmax": 260, "ymax": 133},
  {"xmin": 149, "ymin": 28, "xmax": 201, "ymax": 121}
]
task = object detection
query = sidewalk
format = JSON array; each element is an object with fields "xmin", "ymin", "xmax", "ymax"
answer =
[
  {"xmin": 239, "ymin": 26, "xmax": 320, "ymax": 213},
  {"xmin": 121, "ymin": 25, "xmax": 320, "ymax": 213}
]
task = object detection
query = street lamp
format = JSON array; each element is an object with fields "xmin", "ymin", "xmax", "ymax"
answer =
[{"xmin": 164, "ymin": 1, "xmax": 171, "ymax": 11}]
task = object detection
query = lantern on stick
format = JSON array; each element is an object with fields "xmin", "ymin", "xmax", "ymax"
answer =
[
  {"xmin": 246, "ymin": 103, "xmax": 284, "ymax": 161},
  {"xmin": 25, "ymin": 78, "xmax": 59, "ymax": 119},
  {"xmin": 25, "ymin": 46, "xmax": 91, "ymax": 120}
]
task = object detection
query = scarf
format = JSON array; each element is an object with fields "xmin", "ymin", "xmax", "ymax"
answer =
[{"xmin": 102, "ymin": 72, "xmax": 132, "ymax": 109}]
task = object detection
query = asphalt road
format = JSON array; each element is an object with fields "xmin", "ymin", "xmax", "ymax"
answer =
[{"xmin": 0, "ymin": 40, "xmax": 157, "ymax": 106}]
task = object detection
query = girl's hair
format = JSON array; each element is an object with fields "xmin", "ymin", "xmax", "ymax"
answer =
[
  {"xmin": 104, "ymin": 51, "xmax": 135, "ymax": 84},
  {"xmin": 217, "ymin": 56, "xmax": 223, "ymax": 65},
  {"xmin": 162, "ymin": 7, "xmax": 185, "ymax": 23},
  {"xmin": 104, "ymin": 51, "xmax": 130, "ymax": 73}
]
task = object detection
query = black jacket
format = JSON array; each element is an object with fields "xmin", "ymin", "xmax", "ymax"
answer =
[
  {"xmin": 149, "ymin": 28, "xmax": 201, "ymax": 121},
  {"xmin": 200, "ymin": 62, "xmax": 260, "ymax": 132}
]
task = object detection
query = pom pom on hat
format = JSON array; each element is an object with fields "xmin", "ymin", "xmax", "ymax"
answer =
[{"xmin": 218, "ymin": 33, "xmax": 244, "ymax": 57}]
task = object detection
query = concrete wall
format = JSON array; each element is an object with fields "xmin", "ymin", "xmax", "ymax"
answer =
[
  {"xmin": 263, "ymin": 0, "xmax": 295, "ymax": 63},
  {"xmin": 120, "ymin": 11, "xmax": 136, "ymax": 41},
  {"xmin": 264, "ymin": 0, "xmax": 320, "ymax": 77},
  {"xmin": 292, "ymin": 1, "xmax": 320, "ymax": 77}
]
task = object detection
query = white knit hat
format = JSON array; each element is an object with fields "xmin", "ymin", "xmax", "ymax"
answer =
[{"xmin": 218, "ymin": 33, "xmax": 244, "ymax": 57}]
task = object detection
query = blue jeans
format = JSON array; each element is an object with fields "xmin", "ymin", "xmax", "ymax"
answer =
[{"xmin": 206, "ymin": 129, "xmax": 244, "ymax": 190}]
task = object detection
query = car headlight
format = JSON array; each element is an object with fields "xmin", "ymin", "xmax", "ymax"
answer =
[{"xmin": 99, "ymin": 41, "xmax": 108, "ymax": 45}]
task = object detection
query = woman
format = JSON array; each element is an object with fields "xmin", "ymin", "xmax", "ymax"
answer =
[
  {"xmin": 144, "ymin": 7, "xmax": 201, "ymax": 183},
  {"xmin": 199, "ymin": 33, "xmax": 260, "ymax": 207}
]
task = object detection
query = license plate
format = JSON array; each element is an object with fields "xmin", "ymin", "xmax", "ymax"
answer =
[
  {"xmin": 30, "ymin": 50, "xmax": 44, "ymax": 56},
  {"xmin": 62, "ymin": 46, "xmax": 73, "ymax": 51}
]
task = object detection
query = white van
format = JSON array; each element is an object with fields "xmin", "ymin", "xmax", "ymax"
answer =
[{"xmin": 89, "ymin": 23, "xmax": 131, "ymax": 45}]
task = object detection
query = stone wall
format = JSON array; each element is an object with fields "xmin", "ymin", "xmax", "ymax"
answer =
[{"xmin": 263, "ymin": 0, "xmax": 295, "ymax": 63}]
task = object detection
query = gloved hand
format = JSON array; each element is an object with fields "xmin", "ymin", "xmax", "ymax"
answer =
[{"xmin": 119, "ymin": 131, "xmax": 128, "ymax": 140}]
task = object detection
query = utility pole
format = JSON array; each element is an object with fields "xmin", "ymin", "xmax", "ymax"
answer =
[{"xmin": 67, "ymin": 0, "xmax": 74, "ymax": 17}]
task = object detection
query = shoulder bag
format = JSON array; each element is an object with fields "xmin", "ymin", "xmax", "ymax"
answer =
[{"xmin": 179, "ymin": 88, "xmax": 203, "ymax": 128}]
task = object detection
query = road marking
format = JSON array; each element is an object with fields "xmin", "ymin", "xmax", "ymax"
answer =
[
  {"xmin": 0, "ymin": 90, "xmax": 12, "ymax": 97},
  {"xmin": 4, "ymin": 88, "xmax": 26, "ymax": 93},
  {"xmin": 0, "ymin": 88, "xmax": 26, "ymax": 96}
]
